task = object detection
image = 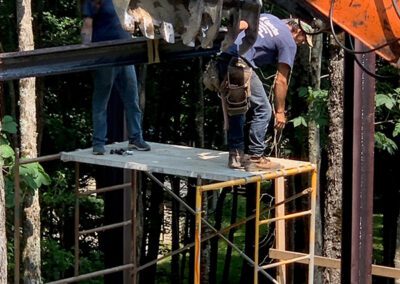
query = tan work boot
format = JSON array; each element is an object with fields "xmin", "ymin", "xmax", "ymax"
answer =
[
  {"xmin": 228, "ymin": 149, "xmax": 245, "ymax": 169},
  {"xmin": 244, "ymin": 156, "xmax": 282, "ymax": 172}
]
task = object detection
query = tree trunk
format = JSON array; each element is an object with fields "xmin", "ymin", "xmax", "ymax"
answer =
[
  {"xmin": 395, "ymin": 211, "xmax": 400, "ymax": 284},
  {"xmin": 209, "ymin": 189, "xmax": 228, "ymax": 284},
  {"xmin": 17, "ymin": 0, "xmax": 40, "ymax": 282},
  {"xmin": 181, "ymin": 178, "xmax": 196, "ymax": 283},
  {"xmin": 35, "ymin": 78, "xmax": 44, "ymax": 156},
  {"xmin": 141, "ymin": 174, "xmax": 164, "ymax": 284},
  {"xmin": 323, "ymin": 36, "xmax": 344, "ymax": 284},
  {"xmin": 298, "ymin": 33, "xmax": 324, "ymax": 283},
  {"xmin": 0, "ymin": 123, "xmax": 7, "ymax": 284},
  {"xmin": 171, "ymin": 177, "xmax": 181, "ymax": 284},
  {"xmin": 0, "ymin": 44, "xmax": 4, "ymax": 118},
  {"xmin": 222, "ymin": 188, "xmax": 238, "ymax": 281},
  {"xmin": 309, "ymin": 33, "xmax": 324, "ymax": 284},
  {"xmin": 194, "ymin": 57, "xmax": 205, "ymax": 148},
  {"xmin": 240, "ymin": 183, "xmax": 256, "ymax": 283}
]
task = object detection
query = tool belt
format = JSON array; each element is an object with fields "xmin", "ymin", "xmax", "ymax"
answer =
[
  {"xmin": 203, "ymin": 56, "xmax": 252, "ymax": 117},
  {"xmin": 222, "ymin": 57, "xmax": 252, "ymax": 116},
  {"xmin": 203, "ymin": 59, "xmax": 221, "ymax": 93}
]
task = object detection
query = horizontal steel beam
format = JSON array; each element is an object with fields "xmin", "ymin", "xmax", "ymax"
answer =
[{"xmin": 0, "ymin": 36, "xmax": 222, "ymax": 81}]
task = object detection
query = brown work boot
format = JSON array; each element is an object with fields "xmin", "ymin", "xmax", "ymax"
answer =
[
  {"xmin": 244, "ymin": 156, "xmax": 282, "ymax": 172},
  {"xmin": 228, "ymin": 149, "xmax": 245, "ymax": 169}
]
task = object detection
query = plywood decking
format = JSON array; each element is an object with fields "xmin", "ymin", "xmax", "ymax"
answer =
[{"xmin": 61, "ymin": 141, "xmax": 313, "ymax": 182}]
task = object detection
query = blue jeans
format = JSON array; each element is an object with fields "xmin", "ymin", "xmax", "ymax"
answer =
[
  {"xmin": 92, "ymin": 65, "xmax": 143, "ymax": 147},
  {"xmin": 228, "ymin": 71, "xmax": 272, "ymax": 156}
]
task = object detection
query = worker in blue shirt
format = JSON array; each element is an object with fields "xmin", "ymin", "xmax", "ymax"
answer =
[
  {"xmin": 81, "ymin": 0, "xmax": 150, "ymax": 154},
  {"xmin": 220, "ymin": 13, "xmax": 313, "ymax": 171}
]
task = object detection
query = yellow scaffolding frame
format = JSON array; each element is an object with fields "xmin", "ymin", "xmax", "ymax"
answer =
[
  {"xmin": 194, "ymin": 165, "xmax": 317, "ymax": 284},
  {"xmin": 11, "ymin": 150, "xmax": 400, "ymax": 283}
]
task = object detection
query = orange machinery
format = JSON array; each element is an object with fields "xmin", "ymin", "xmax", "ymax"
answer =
[{"xmin": 303, "ymin": 0, "xmax": 400, "ymax": 64}]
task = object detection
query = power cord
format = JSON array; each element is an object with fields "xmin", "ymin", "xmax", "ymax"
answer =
[
  {"xmin": 329, "ymin": 0, "xmax": 400, "ymax": 54},
  {"xmin": 348, "ymin": 35, "xmax": 399, "ymax": 79}
]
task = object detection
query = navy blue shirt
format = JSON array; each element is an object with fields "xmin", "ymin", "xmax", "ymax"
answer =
[
  {"xmin": 227, "ymin": 14, "xmax": 297, "ymax": 69},
  {"xmin": 82, "ymin": 0, "xmax": 131, "ymax": 42}
]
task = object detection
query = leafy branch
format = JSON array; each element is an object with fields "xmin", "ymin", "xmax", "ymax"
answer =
[
  {"xmin": 375, "ymin": 88, "xmax": 400, "ymax": 155},
  {"xmin": 289, "ymin": 86, "xmax": 328, "ymax": 129},
  {"xmin": 1, "ymin": 116, "xmax": 50, "ymax": 207}
]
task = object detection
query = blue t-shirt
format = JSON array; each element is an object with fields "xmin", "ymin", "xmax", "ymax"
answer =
[
  {"xmin": 82, "ymin": 0, "xmax": 131, "ymax": 42},
  {"xmin": 227, "ymin": 14, "xmax": 297, "ymax": 69}
]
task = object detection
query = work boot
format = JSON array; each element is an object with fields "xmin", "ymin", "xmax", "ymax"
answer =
[
  {"xmin": 93, "ymin": 145, "xmax": 106, "ymax": 155},
  {"xmin": 228, "ymin": 149, "xmax": 245, "ymax": 169},
  {"xmin": 244, "ymin": 156, "xmax": 282, "ymax": 172},
  {"xmin": 128, "ymin": 139, "xmax": 151, "ymax": 151}
]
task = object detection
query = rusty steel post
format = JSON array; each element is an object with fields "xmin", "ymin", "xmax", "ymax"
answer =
[{"xmin": 341, "ymin": 37, "xmax": 375, "ymax": 284}]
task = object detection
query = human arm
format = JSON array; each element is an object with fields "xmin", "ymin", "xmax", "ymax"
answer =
[
  {"xmin": 273, "ymin": 63, "xmax": 291, "ymax": 130},
  {"xmin": 81, "ymin": 17, "xmax": 93, "ymax": 44}
]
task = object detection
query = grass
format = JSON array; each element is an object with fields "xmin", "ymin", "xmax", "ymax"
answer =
[
  {"xmin": 155, "ymin": 185, "xmax": 274, "ymax": 283},
  {"xmin": 373, "ymin": 214, "xmax": 384, "ymax": 264}
]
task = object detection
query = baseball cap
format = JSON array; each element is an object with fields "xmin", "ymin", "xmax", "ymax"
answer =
[
  {"xmin": 299, "ymin": 20, "xmax": 314, "ymax": 47},
  {"xmin": 284, "ymin": 18, "xmax": 314, "ymax": 47}
]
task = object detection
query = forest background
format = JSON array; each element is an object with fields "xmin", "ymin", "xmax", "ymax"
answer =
[{"xmin": 0, "ymin": 0, "xmax": 400, "ymax": 283}]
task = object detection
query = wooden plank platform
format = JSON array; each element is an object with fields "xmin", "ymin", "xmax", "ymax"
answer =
[
  {"xmin": 61, "ymin": 142, "xmax": 313, "ymax": 182},
  {"xmin": 269, "ymin": 249, "xmax": 400, "ymax": 279}
]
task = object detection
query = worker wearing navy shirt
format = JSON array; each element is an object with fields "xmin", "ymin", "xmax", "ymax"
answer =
[
  {"xmin": 81, "ymin": 0, "xmax": 150, "ymax": 154},
  {"xmin": 221, "ymin": 13, "xmax": 313, "ymax": 171}
]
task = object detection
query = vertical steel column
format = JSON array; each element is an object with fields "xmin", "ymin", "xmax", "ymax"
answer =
[
  {"xmin": 341, "ymin": 38, "xmax": 375, "ymax": 284},
  {"xmin": 14, "ymin": 149, "xmax": 20, "ymax": 284},
  {"xmin": 74, "ymin": 162, "xmax": 80, "ymax": 276},
  {"xmin": 131, "ymin": 170, "xmax": 138, "ymax": 284},
  {"xmin": 194, "ymin": 185, "xmax": 202, "ymax": 284},
  {"xmin": 254, "ymin": 181, "xmax": 261, "ymax": 284},
  {"xmin": 341, "ymin": 35, "xmax": 355, "ymax": 284},
  {"xmin": 308, "ymin": 170, "xmax": 317, "ymax": 284}
]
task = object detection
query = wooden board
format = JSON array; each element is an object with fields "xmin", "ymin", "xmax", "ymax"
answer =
[
  {"xmin": 61, "ymin": 141, "xmax": 313, "ymax": 182},
  {"xmin": 269, "ymin": 249, "xmax": 400, "ymax": 279}
]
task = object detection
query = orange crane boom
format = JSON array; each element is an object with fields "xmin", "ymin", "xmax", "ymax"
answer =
[{"xmin": 304, "ymin": 0, "xmax": 400, "ymax": 64}]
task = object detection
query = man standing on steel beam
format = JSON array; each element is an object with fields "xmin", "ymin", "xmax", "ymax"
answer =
[{"xmin": 81, "ymin": 0, "xmax": 150, "ymax": 155}]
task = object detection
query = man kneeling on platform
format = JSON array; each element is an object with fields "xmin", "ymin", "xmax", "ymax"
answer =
[{"xmin": 204, "ymin": 14, "xmax": 313, "ymax": 171}]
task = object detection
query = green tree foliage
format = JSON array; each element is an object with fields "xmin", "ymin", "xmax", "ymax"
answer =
[
  {"xmin": 0, "ymin": 0, "xmax": 17, "ymax": 51},
  {"xmin": 1, "ymin": 116, "xmax": 51, "ymax": 201},
  {"xmin": 2, "ymin": 0, "xmax": 400, "ymax": 282},
  {"xmin": 375, "ymin": 88, "xmax": 400, "ymax": 155},
  {"xmin": 289, "ymin": 87, "xmax": 328, "ymax": 129}
]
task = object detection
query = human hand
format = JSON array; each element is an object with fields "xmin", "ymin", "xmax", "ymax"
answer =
[
  {"xmin": 239, "ymin": 20, "xmax": 249, "ymax": 30},
  {"xmin": 274, "ymin": 112, "xmax": 286, "ymax": 130}
]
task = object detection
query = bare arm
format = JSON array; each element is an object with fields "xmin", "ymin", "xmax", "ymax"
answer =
[
  {"xmin": 81, "ymin": 17, "xmax": 93, "ymax": 44},
  {"xmin": 273, "ymin": 63, "xmax": 291, "ymax": 130}
]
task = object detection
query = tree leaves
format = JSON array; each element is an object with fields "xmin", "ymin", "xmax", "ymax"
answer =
[
  {"xmin": 376, "ymin": 94, "xmax": 395, "ymax": 110},
  {"xmin": 1, "ymin": 115, "xmax": 50, "ymax": 194},
  {"xmin": 0, "ymin": 145, "xmax": 14, "ymax": 159},
  {"xmin": 290, "ymin": 87, "xmax": 328, "ymax": 129},
  {"xmin": 19, "ymin": 163, "xmax": 51, "ymax": 190},
  {"xmin": 290, "ymin": 116, "xmax": 308, "ymax": 128},
  {"xmin": 375, "ymin": 132, "xmax": 398, "ymax": 155},
  {"xmin": 1, "ymin": 115, "xmax": 17, "ymax": 134},
  {"xmin": 393, "ymin": 122, "xmax": 400, "ymax": 137},
  {"xmin": 374, "ymin": 88, "xmax": 400, "ymax": 154}
]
